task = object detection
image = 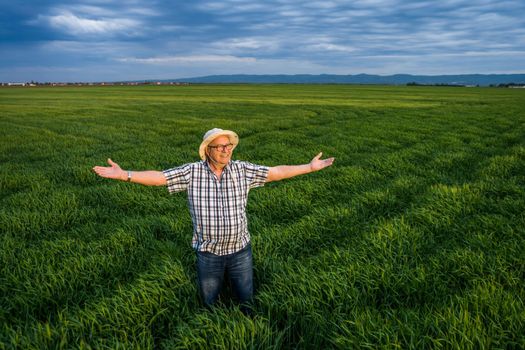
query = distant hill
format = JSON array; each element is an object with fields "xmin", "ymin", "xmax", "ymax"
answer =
[{"xmin": 170, "ymin": 74, "xmax": 525, "ymax": 86}]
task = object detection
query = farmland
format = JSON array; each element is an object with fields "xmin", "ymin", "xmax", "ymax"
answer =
[{"xmin": 1, "ymin": 84, "xmax": 524, "ymax": 349}]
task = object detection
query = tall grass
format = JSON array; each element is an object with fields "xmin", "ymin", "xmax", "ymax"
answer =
[{"xmin": 1, "ymin": 85, "xmax": 524, "ymax": 349}]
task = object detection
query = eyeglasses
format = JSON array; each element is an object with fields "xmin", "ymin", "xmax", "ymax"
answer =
[{"xmin": 207, "ymin": 143, "xmax": 234, "ymax": 152}]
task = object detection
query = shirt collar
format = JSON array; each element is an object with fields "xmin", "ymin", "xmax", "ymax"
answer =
[{"xmin": 204, "ymin": 159, "xmax": 231, "ymax": 173}]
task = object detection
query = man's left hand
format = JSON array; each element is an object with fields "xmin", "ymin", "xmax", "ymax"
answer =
[{"xmin": 310, "ymin": 152, "xmax": 335, "ymax": 172}]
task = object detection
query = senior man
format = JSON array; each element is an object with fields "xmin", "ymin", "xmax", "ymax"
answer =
[{"xmin": 93, "ymin": 128, "xmax": 334, "ymax": 312}]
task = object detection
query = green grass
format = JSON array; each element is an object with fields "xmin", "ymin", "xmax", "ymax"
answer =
[{"xmin": 1, "ymin": 84, "xmax": 524, "ymax": 349}]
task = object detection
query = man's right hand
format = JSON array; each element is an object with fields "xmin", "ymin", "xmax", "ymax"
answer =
[{"xmin": 93, "ymin": 158, "xmax": 126, "ymax": 181}]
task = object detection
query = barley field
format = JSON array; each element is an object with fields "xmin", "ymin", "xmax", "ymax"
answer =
[{"xmin": 1, "ymin": 84, "xmax": 524, "ymax": 349}]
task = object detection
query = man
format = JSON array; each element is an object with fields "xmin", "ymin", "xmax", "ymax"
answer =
[{"xmin": 93, "ymin": 128, "xmax": 334, "ymax": 312}]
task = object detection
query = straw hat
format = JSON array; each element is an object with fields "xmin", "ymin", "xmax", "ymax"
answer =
[{"xmin": 199, "ymin": 128, "xmax": 239, "ymax": 160}]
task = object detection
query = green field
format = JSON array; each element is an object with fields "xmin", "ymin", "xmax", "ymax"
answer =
[{"xmin": 1, "ymin": 84, "xmax": 524, "ymax": 349}]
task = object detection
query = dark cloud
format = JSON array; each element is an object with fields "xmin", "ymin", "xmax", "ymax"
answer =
[{"xmin": 1, "ymin": 0, "xmax": 524, "ymax": 81}]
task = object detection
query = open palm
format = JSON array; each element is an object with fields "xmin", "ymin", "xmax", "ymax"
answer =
[
  {"xmin": 92, "ymin": 159, "xmax": 125, "ymax": 180},
  {"xmin": 310, "ymin": 152, "xmax": 335, "ymax": 172}
]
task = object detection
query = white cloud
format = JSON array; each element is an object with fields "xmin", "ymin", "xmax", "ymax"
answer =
[
  {"xmin": 117, "ymin": 55, "xmax": 257, "ymax": 64},
  {"xmin": 159, "ymin": 25, "xmax": 186, "ymax": 32},
  {"xmin": 195, "ymin": 0, "xmax": 271, "ymax": 14},
  {"xmin": 304, "ymin": 43, "xmax": 358, "ymax": 53},
  {"xmin": 66, "ymin": 5, "xmax": 116, "ymax": 17},
  {"xmin": 40, "ymin": 40, "xmax": 142, "ymax": 54},
  {"xmin": 304, "ymin": 1, "xmax": 341, "ymax": 10},
  {"xmin": 40, "ymin": 10, "xmax": 140, "ymax": 36},
  {"xmin": 212, "ymin": 37, "xmax": 281, "ymax": 52},
  {"xmin": 126, "ymin": 7, "xmax": 162, "ymax": 16},
  {"xmin": 32, "ymin": 4, "xmax": 151, "ymax": 38},
  {"xmin": 195, "ymin": 2, "xmax": 230, "ymax": 12}
]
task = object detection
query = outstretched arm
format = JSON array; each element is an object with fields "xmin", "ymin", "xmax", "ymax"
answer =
[
  {"xmin": 266, "ymin": 152, "xmax": 335, "ymax": 183},
  {"xmin": 92, "ymin": 159, "xmax": 167, "ymax": 186}
]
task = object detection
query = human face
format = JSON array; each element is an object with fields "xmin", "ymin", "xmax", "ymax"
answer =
[{"xmin": 206, "ymin": 135, "xmax": 233, "ymax": 165}]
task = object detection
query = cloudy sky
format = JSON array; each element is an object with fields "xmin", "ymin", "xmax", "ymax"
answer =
[{"xmin": 1, "ymin": 0, "xmax": 525, "ymax": 82}]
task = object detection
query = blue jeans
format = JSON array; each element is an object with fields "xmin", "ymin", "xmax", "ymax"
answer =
[{"xmin": 196, "ymin": 244, "xmax": 253, "ymax": 307}]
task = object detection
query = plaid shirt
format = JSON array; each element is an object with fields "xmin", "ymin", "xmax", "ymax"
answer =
[{"xmin": 162, "ymin": 160, "xmax": 269, "ymax": 256}]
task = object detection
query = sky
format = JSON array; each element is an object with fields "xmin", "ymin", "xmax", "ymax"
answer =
[{"xmin": 1, "ymin": 0, "xmax": 525, "ymax": 82}]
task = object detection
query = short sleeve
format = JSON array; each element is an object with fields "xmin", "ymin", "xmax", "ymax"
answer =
[
  {"xmin": 162, "ymin": 163, "xmax": 192, "ymax": 193},
  {"xmin": 242, "ymin": 161, "xmax": 269, "ymax": 189}
]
